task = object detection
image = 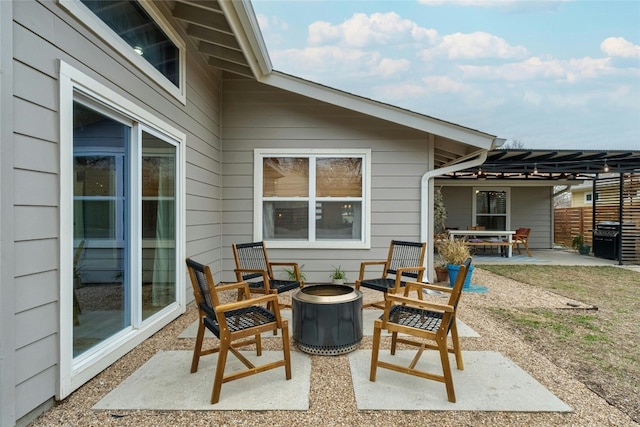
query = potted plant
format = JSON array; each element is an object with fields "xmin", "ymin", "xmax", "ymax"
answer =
[
  {"xmin": 436, "ymin": 239, "xmax": 474, "ymax": 288},
  {"xmin": 329, "ymin": 265, "xmax": 347, "ymax": 284},
  {"xmin": 571, "ymin": 234, "xmax": 591, "ymax": 255}
]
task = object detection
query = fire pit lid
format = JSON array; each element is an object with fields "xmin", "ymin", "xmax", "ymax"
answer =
[{"xmin": 294, "ymin": 284, "xmax": 361, "ymax": 304}]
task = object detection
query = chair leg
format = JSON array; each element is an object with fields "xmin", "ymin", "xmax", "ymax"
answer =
[
  {"xmin": 255, "ymin": 332, "xmax": 263, "ymax": 356},
  {"xmin": 211, "ymin": 337, "xmax": 231, "ymax": 404},
  {"xmin": 390, "ymin": 331, "xmax": 398, "ymax": 355},
  {"xmin": 437, "ymin": 335, "xmax": 456, "ymax": 403},
  {"xmin": 449, "ymin": 320, "xmax": 464, "ymax": 370},
  {"xmin": 281, "ymin": 320, "xmax": 292, "ymax": 380},
  {"xmin": 370, "ymin": 319, "xmax": 382, "ymax": 381},
  {"xmin": 191, "ymin": 317, "xmax": 206, "ymax": 373}
]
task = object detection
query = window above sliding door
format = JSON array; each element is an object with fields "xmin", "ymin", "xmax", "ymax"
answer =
[{"xmin": 59, "ymin": 0, "xmax": 186, "ymax": 103}]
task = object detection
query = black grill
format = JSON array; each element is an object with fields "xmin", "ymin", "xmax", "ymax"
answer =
[{"xmin": 593, "ymin": 221, "xmax": 620, "ymax": 260}]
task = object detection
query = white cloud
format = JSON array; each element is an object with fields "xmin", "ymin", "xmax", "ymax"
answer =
[
  {"xmin": 601, "ymin": 37, "xmax": 640, "ymax": 59},
  {"xmin": 270, "ymin": 45, "xmax": 409, "ymax": 80},
  {"xmin": 375, "ymin": 57, "xmax": 412, "ymax": 78},
  {"xmin": 420, "ymin": 31, "xmax": 529, "ymax": 60},
  {"xmin": 459, "ymin": 56, "xmax": 613, "ymax": 82},
  {"xmin": 421, "ymin": 75, "xmax": 466, "ymax": 93},
  {"xmin": 307, "ymin": 12, "xmax": 438, "ymax": 48},
  {"xmin": 373, "ymin": 82, "xmax": 431, "ymax": 103},
  {"xmin": 417, "ymin": 0, "xmax": 569, "ymax": 12}
]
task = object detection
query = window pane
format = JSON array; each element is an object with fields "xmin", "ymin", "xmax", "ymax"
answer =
[
  {"xmin": 73, "ymin": 102, "xmax": 129, "ymax": 358},
  {"xmin": 81, "ymin": 0, "xmax": 179, "ymax": 87},
  {"xmin": 316, "ymin": 201, "xmax": 361, "ymax": 240},
  {"xmin": 263, "ymin": 201, "xmax": 308, "ymax": 239},
  {"xmin": 263, "ymin": 157, "xmax": 309, "ymax": 197},
  {"xmin": 476, "ymin": 190, "xmax": 506, "ymax": 214},
  {"xmin": 316, "ymin": 158, "xmax": 362, "ymax": 197},
  {"xmin": 74, "ymin": 156, "xmax": 116, "ymax": 196},
  {"xmin": 476, "ymin": 216, "xmax": 506, "ymax": 230},
  {"xmin": 74, "ymin": 200, "xmax": 116, "ymax": 239},
  {"xmin": 142, "ymin": 133, "xmax": 177, "ymax": 319}
]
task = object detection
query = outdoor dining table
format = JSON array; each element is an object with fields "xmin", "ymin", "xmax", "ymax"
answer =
[{"xmin": 448, "ymin": 230, "xmax": 516, "ymax": 257}]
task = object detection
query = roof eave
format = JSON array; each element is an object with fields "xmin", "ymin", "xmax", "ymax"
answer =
[{"xmin": 218, "ymin": 0, "xmax": 272, "ymax": 77}]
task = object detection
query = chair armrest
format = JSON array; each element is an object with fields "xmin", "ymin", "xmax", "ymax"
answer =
[
  {"xmin": 386, "ymin": 294, "xmax": 454, "ymax": 314},
  {"xmin": 216, "ymin": 293, "xmax": 279, "ymax": 314},
  {"xmin": 403, "ymin": 280, "xmax": 453, "ymax": 296},
  {"xmin": 357, "ymin": 261, "xmax": 387, "ymax": 280},
  {"xmin": 269, "ymin": 262, "xmax": 299, "ymax": 267},
  {"xmin": 234, "ymin": 268, "xmax": 270, "ymax": 280},
  {"xmin": 215, "ymin": 281, "xmax": 250, "ymax": 293}
]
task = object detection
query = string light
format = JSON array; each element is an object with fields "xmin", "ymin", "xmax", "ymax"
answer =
[
  {"xmin": 533, "ymin": 163, "xmax": 538, "ymax": 174},
  {"xmin": 603, "ymin": 159, "xmax": 609, "ymax": 173}
]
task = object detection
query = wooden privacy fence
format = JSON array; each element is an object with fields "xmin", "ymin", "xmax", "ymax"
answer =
[
  {"xmin": 555, "ymin": 174, "xmax": 640, "ymax": 264},
  {"xmin": 554, "ymin": 207, "xmax": 593, "ymax": 247}
]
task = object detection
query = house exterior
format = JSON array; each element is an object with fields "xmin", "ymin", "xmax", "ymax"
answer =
[{"xmin": 0, "ymin": 1, "xmax": 502, "ymax": 425}]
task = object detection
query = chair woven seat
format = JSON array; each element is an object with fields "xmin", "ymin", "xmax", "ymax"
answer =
[
  {"xmin": 204, "ymin": 306, "xmax": 277, "ymax": 337},
  {"xmin": 247, "ymin": 279, "xmax": 301, "ymax": 293},
  {"xmin": 360, "ymin": 278, "xmax": 407, "ymax": 293},
  {"xmin": 386, "ymin": 305, "xmax": 444, "ymax": 331}
]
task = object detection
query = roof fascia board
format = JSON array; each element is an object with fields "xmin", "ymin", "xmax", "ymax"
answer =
[
  {"xmin": 261, "ymin": 72, "xmax": 497, "ymax": 150},
  {"xmin": 218, "ymin": 0, "xmax": 272, "ymax": 76}
]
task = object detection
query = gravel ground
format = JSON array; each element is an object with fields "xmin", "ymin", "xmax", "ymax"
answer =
[{"xmin": 31, "ymin": 269, "xmax": 639, "ymax": 427}]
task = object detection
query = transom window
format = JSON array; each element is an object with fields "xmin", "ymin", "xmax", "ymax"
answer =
[
  {"xmin": 255, "ymin": 150, "xmax": 371, "ymax": 249},
  {"xmin": 60, "ymin": 0, "xmax": 186, "ymax": 102}
]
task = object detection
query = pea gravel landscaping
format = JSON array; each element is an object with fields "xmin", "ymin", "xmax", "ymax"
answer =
[{"xmin": 30, "ymin": 269, "xmax": 639, "ymax": 427}]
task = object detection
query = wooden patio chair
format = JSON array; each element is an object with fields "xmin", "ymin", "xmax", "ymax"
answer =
[
  {"xmin": 369, "ymin": 257, "xmax": 472, "ymax": 403},
  {"xmin": 355, "ymin": 240, "xmax": 426, "ymax": 309},
  {"xmin": 185, "ymin": 258, "xmax": 292, "ymax": 404},
  {"xmin": 512, "ymin": 227, "xmax": 532, "ymax": 256},
  {"xmin": 232, "ymin": 241, "xmax": 303, "ymax": 310}
]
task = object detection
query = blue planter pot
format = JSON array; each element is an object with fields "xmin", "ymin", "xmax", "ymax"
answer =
[{"xmin": 447, "ymin": 264, "xmax": 475, "ymax": 289}]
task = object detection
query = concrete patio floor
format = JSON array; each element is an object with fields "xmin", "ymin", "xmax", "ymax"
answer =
[
  {"xmin": 93, "ymin": 310, "xmax": 571, "ymax": 412},
  {"xmin": 473, "ymin": 247, "xmax": 638, "ymax": 269}
]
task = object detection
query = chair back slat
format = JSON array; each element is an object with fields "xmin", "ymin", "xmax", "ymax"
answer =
[
  {"xmin": 186, "ymin": 258, "xmax": 218, "ymax": 318},
  {"xmin": 386, "ymin": 240, "xmax": 426, "ymax": 279},
  {"xmin": 445, "ymin": 257, "xmax": 472, "ymax": 331},
  {"xmin": 233, "ymin": 242, "xmax": 270, "ymax": 280}
]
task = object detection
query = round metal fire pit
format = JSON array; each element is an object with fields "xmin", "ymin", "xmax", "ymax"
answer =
[{"xmin": 292, "ymin": 284, "xmax": 363, "ymax": 356}]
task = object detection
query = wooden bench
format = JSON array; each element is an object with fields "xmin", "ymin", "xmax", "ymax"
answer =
[{"xmin": 465, "ymin": 238, "xmax": 510, "ymax": 256}]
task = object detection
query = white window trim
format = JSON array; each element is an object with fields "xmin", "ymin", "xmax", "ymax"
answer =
[
  {"xmin": 58, "ymin": 0, "xmax": 187, "ymax": 104},
  {"xmin": 472, "ymin": 187, "xmax": 511, "ymax": 230},
  {"xmin": 254, "ymin": 148, "xmax": 371, "ymax": 249},
  {"xmin": 584, "ymin": 192, "xmax": 598, "ymax": 203},
  {"xmin": 58, "ymin": 60, "xmax": 186, "ymax": 398}
]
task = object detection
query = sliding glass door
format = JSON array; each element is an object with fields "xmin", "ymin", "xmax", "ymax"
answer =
[{"xmin": 72, "ymin": 101, "xmax": 177, "ymax": 359}]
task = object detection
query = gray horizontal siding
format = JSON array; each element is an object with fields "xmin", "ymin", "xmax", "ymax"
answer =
[
  {"xmin": 221, "ymin": 77, "xmax": 430, "ymax": 283},
  {"xmin": 9, "ymin": 0, "xmax": 225, "ymax": 421}
]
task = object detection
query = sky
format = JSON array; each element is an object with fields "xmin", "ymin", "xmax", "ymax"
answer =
[{"xmin": 251, "ymin": 0, "xmax": 640, "ymax": 150}]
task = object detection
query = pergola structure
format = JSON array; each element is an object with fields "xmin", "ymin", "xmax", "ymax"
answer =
[{"xmin": 439, "ymin": 149, "xmax": 640, "ymax": 180}]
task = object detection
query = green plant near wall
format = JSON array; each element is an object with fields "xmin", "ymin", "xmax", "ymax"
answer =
[
  {"xmin": 434, "ymin": 186, "xmax": 448, "ymax": 235},
  {"xmin": 283, "ymin": 265, "xmax": 306, "ymax": 281}
]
